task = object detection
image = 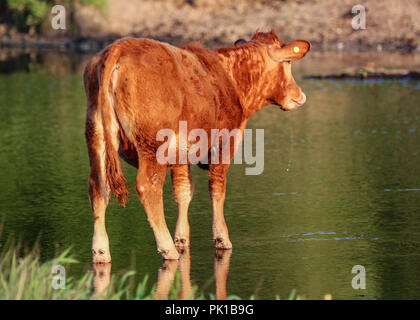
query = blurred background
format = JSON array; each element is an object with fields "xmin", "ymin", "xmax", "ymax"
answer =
[
  {"xmin": 1, "ymin": 0, "xmax": 419, "ymax": 74},
  {"xmin": 0, "ymin": 0, "xmax": 419, "ymax": 48},
  {"xmin": 0, "ymin": 0, "xmax": 420, "ymax": 300}
]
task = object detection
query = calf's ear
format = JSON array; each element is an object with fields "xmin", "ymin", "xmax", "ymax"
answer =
[
  {"xmin": 234, "ymin": 39, "xmax": 247, "ymax": 46},
  {"xmin": 268, "ymin": 40, "xmax": 311, "ymax": 62}
]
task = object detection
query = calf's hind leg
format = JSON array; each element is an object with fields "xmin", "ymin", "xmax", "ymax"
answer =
[
  {"xmin": 171, "ymin": 165, "xmax": 194, "ymax": 249},
  {"xmin": 86, "ymin": 118, "xmax": 111, "ymax": 264},
  {"xmin": 136, "ymin": 156, "xmax": 179, "ymax": 260}
]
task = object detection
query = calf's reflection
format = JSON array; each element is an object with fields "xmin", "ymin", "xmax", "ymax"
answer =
[{"xmin": 92, "ymin": 249, "xmax": 232, "ymax": 300}]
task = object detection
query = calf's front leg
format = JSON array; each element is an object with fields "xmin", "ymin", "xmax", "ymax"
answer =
[
  {"xmin": 171, "ymin": 165, "xmax": 194, "ymax": 249},
  {"xmin": 209, "ymin": 164, "xmax": 232, "ymax": 249}
]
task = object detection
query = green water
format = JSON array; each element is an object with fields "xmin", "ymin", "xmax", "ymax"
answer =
[{"xmin": 0, "ymin": 56, "xmax": 420, "ymax": 299}]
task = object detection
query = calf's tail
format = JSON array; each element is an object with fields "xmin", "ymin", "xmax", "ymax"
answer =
[{"xmin": 98, "ymin": 45, "xmax": 129, "ymax": 206}]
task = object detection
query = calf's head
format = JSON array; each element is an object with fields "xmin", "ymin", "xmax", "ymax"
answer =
[{"xmin": 237, "ymin": 30, "xmax": 311, "ymax": 111}]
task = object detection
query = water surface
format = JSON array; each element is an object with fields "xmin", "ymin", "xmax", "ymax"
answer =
[{"xmin": 0, "ymin": 52, "xmax": 420, "ymax": 299}]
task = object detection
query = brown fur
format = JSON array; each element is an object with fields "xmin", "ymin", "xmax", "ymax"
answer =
[{"xmin": 84, "ymin": 30, "xmax": 310, "ymax": 262}]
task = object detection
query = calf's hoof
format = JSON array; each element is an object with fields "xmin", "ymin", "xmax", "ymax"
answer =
[
  {"xmin": 158, "ymin": 248, "xmax": 180, "ymax": 260},
  {"xmin": 174, "ymin": 236, "xmax": 190, "ymax": 249},
  {"xmin": 92, "ymin": 248, "xmax": 111, "ymax": 264},
  {"xmin": 213, "ymin": 237, "xmax": 233, "ymax": 250}
]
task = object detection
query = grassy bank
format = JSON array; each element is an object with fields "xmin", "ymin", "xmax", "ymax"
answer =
[
  {"xmin": 0, "ymin": 239, "xmax": 197, "ymax": 299},
  {"xmin": 0, "ymin": 239, "xmax": 310, "ymax": 300}
]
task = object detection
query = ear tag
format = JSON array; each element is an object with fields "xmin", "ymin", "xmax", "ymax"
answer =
[{"xmin": 293, "ymin": 46, "xmax": 300, "ymax": 53}]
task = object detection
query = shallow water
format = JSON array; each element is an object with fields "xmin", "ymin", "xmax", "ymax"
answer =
[{"xmin": 0, "ymin": 52, "xmax": 420, "ymax": 299}]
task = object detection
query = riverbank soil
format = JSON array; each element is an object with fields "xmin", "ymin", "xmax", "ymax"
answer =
[{"xmin": 0, "ymin": 0, "xmax": 419, "ymax": 51}]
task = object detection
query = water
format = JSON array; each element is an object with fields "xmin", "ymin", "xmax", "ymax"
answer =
[{"xmin": 0, "ymin": 52, "xmax": 420, "ymax": 299}]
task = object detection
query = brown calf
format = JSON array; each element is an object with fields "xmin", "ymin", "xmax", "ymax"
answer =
[{"xmin": 84, "ymin": 29, "xmax": 310, "ymax": 263}]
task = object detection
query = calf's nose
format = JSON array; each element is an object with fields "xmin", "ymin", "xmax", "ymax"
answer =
[
  {"xmin": 297, "ymin": 92, "xmax": 306, "ymax": 105},
  {"xmin": 293, "ymin": 91, "xmax": 306, "ymax": 106}
]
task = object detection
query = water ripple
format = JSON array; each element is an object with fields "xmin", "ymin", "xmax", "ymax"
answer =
[{"xmin": 282, "ymin": 231, "xmax": 379, "ymax": 242}]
